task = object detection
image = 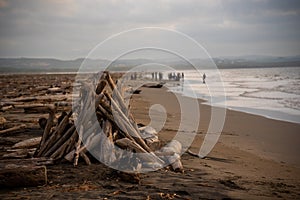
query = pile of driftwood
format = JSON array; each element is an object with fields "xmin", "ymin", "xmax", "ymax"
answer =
[{"xmin": 34, "ymin": 71, "xmax": 183, "ymax": 173}]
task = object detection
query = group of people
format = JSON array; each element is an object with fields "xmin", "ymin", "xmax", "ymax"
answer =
[
  {"xmin": 137, "ymin": 71, "xmax": 206, "ymax": 84},
  {"xmin": 151, "ymin": 72, "xmax": 164, "ymax": 81},
  {"xmin": 150, "ymin": 72, "xmax": 185, "ymax": 81},
  {"xmin": 167, "ymin": 72, "xmax": 184, "ymax": 81}
]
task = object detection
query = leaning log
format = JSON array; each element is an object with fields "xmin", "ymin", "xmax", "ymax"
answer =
[
  {"xmin": 35, "ymin": 109, "xmax": 55, "ymax": 156},
  {"xmin": 43, "ymin": 125, "xmax": 75, "ymax": 157}
]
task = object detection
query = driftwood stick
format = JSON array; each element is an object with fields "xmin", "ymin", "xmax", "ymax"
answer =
[
  {"xmin": 37, "ymin": 111, "xmax": 72, "ymax": 156},
  {"xmin": 14, "ymin": 104, "xmax": 55, "ymax": 111},
  {"xmin": 74, "ymin": 125, "xmax": 83, "ymax": 166},
  {"xmin": 76, "ymin": 85, "xmax": 93, "ymax": 124},
  {"xmin": 113, "ymin": 114, "xmax": 136, "ymax": 141},
  {"xmin": 64, "ymin": 130, "xmax": 78, "ymax": 156},
  {"xmin": 40, "ymin": 110, "xmax": 55, "ymax": 147},
  {"xmin": 104, "ymin": 72, "xmax": 128, "ymax": 115},
  {"xmin": 64, "ymin": 149, "xmax": 75, "ymax": 162},
  {"xmin": 43, "ymin": 125, "xmax": 75, "ymax": 157},
  {"xmin": 98, "ymin": 102, "xmax": 136, "ymax": 141},
  {"xmin": 96, "ymin": 80, "xmax": 107, "ymax": 94},
  {"xmin": 129, "ymin": 113, "xmax": 144, "ymax": 136},
  {"xmin": 80, "ymin": 151, "xmax": 91, "ymax": 165},
  {"xmin": 50, "ymin": 129, "xmax": 78, "ymax": 160},
  {"xmin": 115, "ymin": 138, "xmax": 163, "ymax": 165},
  {"xmin": 107, "ymin": 93, "xmax": 152, "ymax": 153},
  {"xmin": 115, "ymin": 138, "xmax": 147, "ymax": 153},
  {"xmin": 0, "ymin": 124, "xmax": 26, "ymax": 135},
  {"xmin": 98, "ymin": 99, "xmax": 112, "ymax": 115},
  {"xmin": 103, "ymin": 120, "xmax": 113, "ymax": 142},
  {"xmin": 98, "ymin": 99, "xmax": 136, "ymax": 140}
]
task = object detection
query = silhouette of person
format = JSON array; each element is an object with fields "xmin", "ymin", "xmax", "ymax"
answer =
[{"xmin": 202, "ymin": 73, "xmax": 206, "ymax": 84}]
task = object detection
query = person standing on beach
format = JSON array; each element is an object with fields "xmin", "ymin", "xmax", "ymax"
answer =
[{"xmin": 202, "ymin": 73, "xmax": 206, "ymax": 84}]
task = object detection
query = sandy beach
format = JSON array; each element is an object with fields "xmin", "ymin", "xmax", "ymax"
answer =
[
  {"xmin": 0, "ymin": 74, "xmax": 300, "ymax": 199},
  {"xmin": 131, "ymin": 86, "xmax": 300, "ymax": 199}
]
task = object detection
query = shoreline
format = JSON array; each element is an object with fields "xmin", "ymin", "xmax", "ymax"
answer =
[
  {"xmin": 168, "ymin": 87, "xmax": 300, "ymax": 125},
  {"xmin": 132, "ymin": 86, "xmax": 300, "ymax": 167}
]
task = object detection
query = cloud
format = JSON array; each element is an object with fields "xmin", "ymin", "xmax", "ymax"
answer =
[
  {"xmin": 0, "ymin": 0, "xmax": 299, "ymax": 58},
  {"xmin": 0, "ymin": 0, "xmax": 8, "ymax": 8}
]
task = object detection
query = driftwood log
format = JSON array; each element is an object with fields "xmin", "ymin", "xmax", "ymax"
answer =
[{"xmin": 0, "ymin": 165, "xmax": 47, "ymax": 187}]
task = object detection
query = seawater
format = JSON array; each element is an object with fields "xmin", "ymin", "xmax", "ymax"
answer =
[{"xmin": 167, "ymin": 67, "xmax": 300, "ymax": 124}]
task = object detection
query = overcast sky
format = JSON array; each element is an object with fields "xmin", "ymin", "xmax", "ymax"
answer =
[{"xmin": 0, "ymin": 0, "xmax": 299, "ymax": 59}]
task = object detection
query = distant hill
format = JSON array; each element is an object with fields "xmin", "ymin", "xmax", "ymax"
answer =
[
  {"xmin": 213, "ymin": 55, "xmax": 300, "ymax": 69},
  {"xmin": 0, "ymin": 55, "xmax": 299, "ymax": 73},
  {"xmin": 0, "ymin": 58, "xmax": 110, "ymax": 72}
]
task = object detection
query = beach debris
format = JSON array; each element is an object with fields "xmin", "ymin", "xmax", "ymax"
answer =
[{"xmin": 143, "ymin": 82, "xmax": 165, "ymax": 88}]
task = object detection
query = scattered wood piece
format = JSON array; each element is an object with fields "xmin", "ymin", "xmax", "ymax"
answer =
[
  {"xmin": 0, "ymin": 105, "xmax": 14, "ymax": 112},
  {"xmin": 12, "ymin": 137, "xmax": 41, "ymax": 149},
  {"xmin": 3, "ymin": 148, "xmax": 36, "ymax": 159},
  {"xmin": 0, "ymin": 124, "xmax": 26, "ymax": 135},
  {"xmin": 15, "ymin": 104, "xmax": 56, "ymax": 113}
]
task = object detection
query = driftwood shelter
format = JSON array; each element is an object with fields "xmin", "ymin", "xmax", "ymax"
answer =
[{"xmin": 0, "ymin": 71, "xmax": 183, "ymax": 187}]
